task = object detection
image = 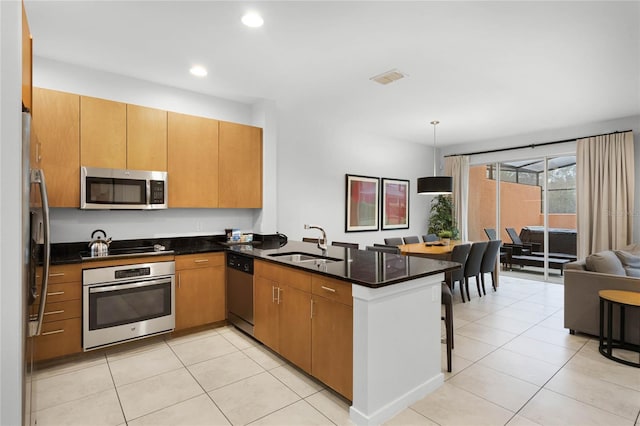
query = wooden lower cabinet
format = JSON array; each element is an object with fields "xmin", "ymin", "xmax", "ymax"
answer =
[
  {"xmin": 311, "ymin": 295, "xmax": 353, "ymax": 400},
  {"xmin": 278, "ymin": 283, "xmax": 312, "ymax": 373},
  {"xmin": 33, "ymin": 263, "xmax": 82, "ymax": 361},
  {"xmin": 254, "ymin": 276, "xmax": 280, "ymax": 350},
  {"xmin": 175, "ymin": 253, "xmax": 225, "ymax": 331},
  {"xmin": 254, "ymin": 260, "xmax": 353, "ymax": 398}
]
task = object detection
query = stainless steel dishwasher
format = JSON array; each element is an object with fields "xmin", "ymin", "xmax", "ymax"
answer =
[{"xmin": 226, "ymin": 253, "xmax": 254, "ymax": 336}]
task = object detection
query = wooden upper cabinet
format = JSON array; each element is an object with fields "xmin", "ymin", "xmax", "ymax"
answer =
[
  {"xmin": 167, "ymin": 112, "xmax": 219, "ymax": 208},
  {"xmin": 22, "ymin": 1, "xmax": 32, "ymax": 111},
  {"xmin": 127, "ymin": 104, "xmax": 167, "ymax": 171},
  {"xmin": 31, "ymin": 88, "xmax": 80, "ymax": 207},
  {"xmin": 218, "ymin": 121, "xmax": 263, "ymax": 208},
  {"xmin": 80, "ymin": 96, "xmax": 127, "ymax": 169}
]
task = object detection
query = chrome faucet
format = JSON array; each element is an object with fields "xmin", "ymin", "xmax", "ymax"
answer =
[{"xmin": 304, "ymin": 224, "xmax": 328, "ymax": 254}]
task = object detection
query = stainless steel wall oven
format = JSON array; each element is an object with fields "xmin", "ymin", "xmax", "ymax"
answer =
[{"xmin": 82, "ymin": 261, "xmax": 175, "ymax": 351}]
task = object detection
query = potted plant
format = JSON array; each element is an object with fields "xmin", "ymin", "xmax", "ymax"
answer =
[
  {"xmin": 428, "ymin": 195, "xmax": 459, "ymax": 242},
  {"xmin": 438, "ymin": 230, "xmax": 453, "ymax": 245}
]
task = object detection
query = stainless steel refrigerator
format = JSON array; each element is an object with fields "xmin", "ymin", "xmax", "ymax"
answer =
[{"xmin": 22, "ymin": 109, "xmax": 51, "ymax": 426}]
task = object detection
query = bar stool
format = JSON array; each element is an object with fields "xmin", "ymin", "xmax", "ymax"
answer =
[{"xmin": 442, "ymin": 282, "xmax": 454, "ymax": 372}]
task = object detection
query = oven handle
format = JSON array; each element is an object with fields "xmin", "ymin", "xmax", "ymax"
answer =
[{"xmin": 88, "ymin": 277, "xmax": 172, "ymax": 294}]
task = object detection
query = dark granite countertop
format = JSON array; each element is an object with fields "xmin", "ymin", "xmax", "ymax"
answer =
[
  {"xmin": 50, "ymin": 235, "xmax": 227, "ymax": 265},
  {"xmin": 50, "ymin": 236, "xmax": 459, "ymax": 288},
  {"xmin": 227, "ymin": 241, "xmax": 460, "ymax": 288}
]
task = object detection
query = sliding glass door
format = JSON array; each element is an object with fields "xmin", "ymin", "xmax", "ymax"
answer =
[{"xmin": 468, "ymin": 155, "xmax": 576, "ymax": 281}]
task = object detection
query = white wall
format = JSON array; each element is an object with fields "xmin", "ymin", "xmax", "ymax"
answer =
[
  {"xmin": 440, "ymin": 115, "xmax": 640, "ymax": 242},
  {"xmin": 0, "ymin": 1, "xmax": 25, "ymax": 424},
  {"xmin": 276, "ymin": 113, "xmax": 435, "ymax": 248},
  {"xmin": 33, "ymin": 57, "xmax": 275, "ymax": 243}
]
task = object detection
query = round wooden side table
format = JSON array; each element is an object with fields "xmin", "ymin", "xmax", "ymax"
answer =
[{"xmin": 598, "ymin": 289, "xmax": 640, "ymax": 368}]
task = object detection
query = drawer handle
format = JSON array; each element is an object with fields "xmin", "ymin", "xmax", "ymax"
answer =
[
  {"xmin": 47, "ymin": 291, "xmax": 65, "ymax": 296},
  {"xmin": 44, "ymin": 310, "xmax": 64, "ymax": 316},
  {"xmin": 321, "ymin": 286, "xmax": 336, "ymax": 293},
  {"xmin": 41, "ymin": 329, "xmax": 64, "ymax": 336},
  {"xmin": 49, "ymin": 272, "xmax": 65, "ymax": 277},
  {"xmin": 194, "ymin": 259, "xmax": 209, "ymax": 263}
]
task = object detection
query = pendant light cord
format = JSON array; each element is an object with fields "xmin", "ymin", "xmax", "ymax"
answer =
[{"xmin": 431, "ymin": 120, "xmax": 439, "ymax": 176}]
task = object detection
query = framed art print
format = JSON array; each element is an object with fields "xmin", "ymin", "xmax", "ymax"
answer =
[
  {"xmin": 345, "ymin": 174, "xmax": 379, "ymax": 232},
  {"xmin": 381, "ymin": 178, "xmax": 409, "ymax": 230}
]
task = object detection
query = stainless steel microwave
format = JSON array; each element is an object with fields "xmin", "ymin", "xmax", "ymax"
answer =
[{"xmin": 81, "ymin": 167, "xmax": 168, "ymax": 210}]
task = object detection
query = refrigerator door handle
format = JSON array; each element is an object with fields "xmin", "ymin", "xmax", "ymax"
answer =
[{"xmin": 30, "ymin": 169, "xmax": 51, "ymax": 337}]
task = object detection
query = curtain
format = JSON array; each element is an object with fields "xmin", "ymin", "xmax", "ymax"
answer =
[
  {"xmin": 576, "ymin": 131, "xmax": 634, "ymax": 258},
  {"xmin": 445, "ymin": 155, "xmax": 469, "ymax": 241}
]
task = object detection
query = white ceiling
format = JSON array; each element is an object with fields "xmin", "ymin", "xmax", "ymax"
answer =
[{"xmin": 24, "ymin": 1, "xmax": 640, "ymax": 146}]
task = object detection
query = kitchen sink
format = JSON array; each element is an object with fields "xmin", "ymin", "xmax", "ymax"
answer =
[{"xmin": 268, "ymin": 252, "xmax": 341, "ymax": 264}]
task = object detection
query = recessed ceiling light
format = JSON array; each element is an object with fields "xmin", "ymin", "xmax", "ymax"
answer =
[
  {"xmin": 189, "ymin": 66, "xmax": 208, "ymax": 77},
  {"xmin": 242, "ymin": 12, "xmax": 264, "ymax": 28}
]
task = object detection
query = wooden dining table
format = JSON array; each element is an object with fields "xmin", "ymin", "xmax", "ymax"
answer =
[{"xmin": 397, "ymin": 240, "xmax": 463, "ymax": 260}]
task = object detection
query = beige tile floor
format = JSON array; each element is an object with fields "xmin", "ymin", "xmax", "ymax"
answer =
[{"xmin": 31, "ymin": 275, "xmax": 640, "ymax": 426}]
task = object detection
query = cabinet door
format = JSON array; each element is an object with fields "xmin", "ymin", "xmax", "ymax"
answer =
[
  {"xmin": 218, "ymin": 121, "xmax": 262, "ymax": 208},
  {"xmin": 312, "ymin": 296, "xmax": 353, "ymax": 400},
  {"xmin": 279, "ymin": 284, "xmax": 312, "ymax": 373},
  {"xmin": 167, "ymin": 112, "xmax": 219, "ymax": 207},
  {"xmin": 31, "ymin": 88, "xmax": 80, "ymax": 207},
  {"xmin": 80, "ymin": 96, "xmax": 126, "ymax": 169},
  {"xmin": 175, "ymin": 265, "xmax": 225, "ymax": 331},
  {"xmin": 127, "ymin": 104, "xmax": 167, "ymax": 171},
  {"xmin": 254, "ymin": 276, "xmax": 279, "ymax": 351}
]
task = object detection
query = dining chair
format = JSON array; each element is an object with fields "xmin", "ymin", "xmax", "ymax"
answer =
[
  {"xmin": 447, "ymin": 243, "xmax": 471, "ymax": 302},
  {"xmin": 402, "ymin": 236, "xmax": 420, "ymax": 244},
  {"xmin": 480, "ymin": 240, "xmax": 502, "ymax": 294},
  {"xmin": 423, "ymin": 233, "xmax": 439, "ymax": 242},
  {"xmin": 332, "ymin": 241, "xmax": 359, "ymax": 249},
  {"xmin": 462, "ymin": 241, "xmax": 489, "ymax": 302},
  {"xmin": 383, "ymin": 237, "xmax": 404, "ymax": 246},
  {"xmin": 441, "ymin": 282, "xmax": 454, "ymax": 372},
  {"xmin": 366, "ymin": 245, "xmax": 400, "ymax": 254}
]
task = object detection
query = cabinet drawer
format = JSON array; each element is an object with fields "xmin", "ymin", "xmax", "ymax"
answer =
[
  {"xmin": 36, "ymin": 263, "xmax": 81, "ymax": 284},
  {"xmin": 34, "ymin": 281, "xmax": 81, "ymax": 305},
  {"xmin": 41, "ymin": 299, "xmax": 81, "ymax": 323},
  {"xmin": 255, "ymin": 260, "xmax": 280, "ymax": 281},
  {"xmin": 312, "ymin": 276, "xmax": 352, "ymax": 306},
  {"xmin": 176, "ymin": 252, "xmax": 224, "ymax": 270},
  {"xmin": 34, "ymin": 318, "xmax": 82, "ymax": 361},
  {"xmin": 280, "ymin": 267, "xmax": 311, "ymax": 292}
]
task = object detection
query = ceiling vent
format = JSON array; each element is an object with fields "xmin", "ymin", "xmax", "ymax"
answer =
[{"xmin": 369, "ymin": 69, "xmax": 407, "ymax": 85}]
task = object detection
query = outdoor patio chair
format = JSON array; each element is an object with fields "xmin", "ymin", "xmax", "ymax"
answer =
[{"xmin": 484, "ymin": 228, "xmax": 497, "ymax": 240}]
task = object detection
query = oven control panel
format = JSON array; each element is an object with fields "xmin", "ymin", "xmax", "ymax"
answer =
[{"xmin": 115, "ymin": 267, "xmax": 151, "ymax": 279}]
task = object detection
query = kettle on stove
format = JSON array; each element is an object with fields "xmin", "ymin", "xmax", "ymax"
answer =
[{"xmin": 88, "ymin": 229, "xmax": 112, "ymax": 257}]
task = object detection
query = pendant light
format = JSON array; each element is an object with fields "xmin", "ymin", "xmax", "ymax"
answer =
[{"xmin": 417, "ymin": 120, "xmax": 453, "ymax": 194}]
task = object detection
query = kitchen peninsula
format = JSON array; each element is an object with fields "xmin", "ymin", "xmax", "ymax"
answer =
[
  {"xmin": 47, "ymin": 238, "xmax": 458, "ymax": 426},
  {"xmin": 228, "ymin": 241, "xmax": 459, "ymax": 425}
]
